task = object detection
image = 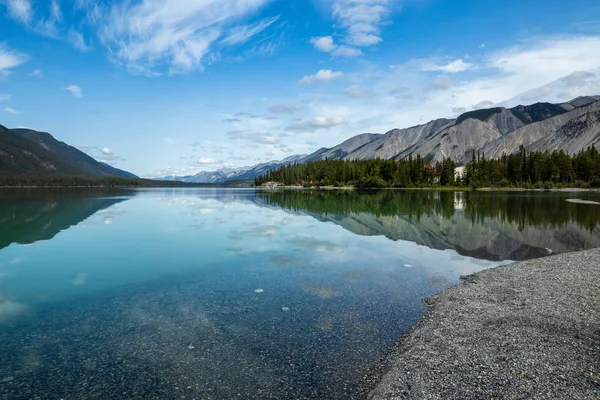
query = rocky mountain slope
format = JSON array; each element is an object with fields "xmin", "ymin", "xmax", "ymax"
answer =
[
  {"xmin": 0, "ymin": 124, "xmax": 137, "ymax": 178},
  {"xmin": 165, "ymin": 96, "xmax": 600, "ymax": 183}
]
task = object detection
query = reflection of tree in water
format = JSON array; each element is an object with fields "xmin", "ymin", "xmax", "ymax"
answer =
[
  {"xmin": 464, "ymin": 193, "xmax": 600, "ymax": 232},
  {"xmin": 256, "ymin": 190, "xmax": 600, "ymax": 232}
]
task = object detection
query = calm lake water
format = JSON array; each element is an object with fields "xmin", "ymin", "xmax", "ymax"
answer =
[{"xmin": 1, "ymin": 188, "xmax": 600, "ymax": 399}]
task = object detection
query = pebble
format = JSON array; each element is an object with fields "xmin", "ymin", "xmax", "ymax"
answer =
[
  {"xmin": 281, "ymin": 306, "xmax": 289, "ymax": 312},
  {"xmin": 403, "ymin": 264, "xmax": 413, "ymax": 268},
  {"xmin": 0, "ymin": 377, "xmax": 13, "ymax": 384},
  {"xmin": 187, "ymin": 344, "xmax": 195, "ymax": 350},
  {"xmin": 254, "ymin": 289, "xmax": 264, "ymax": 293}
]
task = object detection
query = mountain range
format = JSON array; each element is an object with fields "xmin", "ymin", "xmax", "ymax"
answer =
[
  {"xmin": 0, "ymin": 124, "xmax": 137, "ymax": 179},
  {"xmin": 160, "ymin": 95, "xmax": 600, "ymax": 183},
  {"xmin": 3, "ymin": 95, "xmax": 600, "ymax": 183}
]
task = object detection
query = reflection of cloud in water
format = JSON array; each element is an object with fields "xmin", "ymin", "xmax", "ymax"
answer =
[
  {"xmin": 8, "ymin": 257, "xmax": 23, "ymax": 266},
  {"xmin": 104, "ymin": 216, "xmax": 114, "ymax": 225},
  {"xmin": 300, "ymin": 284, "xmax": 343, "ymax": 299},
  {"xmin": 344, "ymin": 270, "xmax": 372, "ymax": 284},
  {"xmin": 269, "ymin": 256, "xmax": 302, "ymax": 268},
  {"xmin": 0, "ymin": 269, "xmax": 15, "ymax": 281},
  {"xmin": 197, "ymin": 207, "xmax": 219, "ymax": 215},
  {"xmin": 288, "ymin": 237, "xmax": 345, "ymax": 253},
  {"xmin": 0, "ymin": 297, "xmax": 28, "ymax": 323},
  {"xmin": 228, "ymin": 226, "xmax": 280, "ymax": 240},
  {"xmin": 73, "ymin": 273, "xmax": 87, "ymax": 287}
]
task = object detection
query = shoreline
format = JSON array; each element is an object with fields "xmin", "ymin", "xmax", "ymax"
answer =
[
  {"xmin": 357, "ymin": 249, "xmax": 600, "ymax": 399},
  {"xmin": 259, "ymin": 185, "xmax": 600, "ymax": 193}
]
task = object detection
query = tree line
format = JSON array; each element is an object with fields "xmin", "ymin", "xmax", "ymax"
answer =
[
  {"xmin": 255, "ymin": 155, "xmax": 457, "ymax": 188},
  {"xmin": 255, "ymin": 145, "xmax": 600, "ymax": 188},
  {"xmin": 465, "ymin": 145, "xmax": 600, "ymax": 188}
]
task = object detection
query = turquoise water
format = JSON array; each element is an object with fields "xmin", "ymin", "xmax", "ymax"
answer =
[{"xmin": 1, "ymin": 188, "xmax": 599, "ymax": 399}]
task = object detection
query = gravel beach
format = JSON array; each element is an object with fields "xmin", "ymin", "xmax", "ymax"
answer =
[{"xmin": 359, "ymin": 249, "xmax": 600, "ymax": 399}]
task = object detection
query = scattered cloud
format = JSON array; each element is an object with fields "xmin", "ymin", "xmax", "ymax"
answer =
[
  {"xmin": 310, "ymin": 36, "xmax": 362, "ymax": 57},
  {"xmin": 286, "ymin": 117, "xmax": 346, "ymax": 132},
  {"xmin": 94, "ymin": 0, "xmax": 278, "ymax": 75},
  {"xmin": 471, "ymin": 100, "xmax": 494, "ymax": 109},
  {"xmin": 428, "ymin": 76, "xmax": 453, "ymax": 91},
  {"xmin": 64, "ymin": 85, "xmax": 83, "ymax": 98},
  {"xmin": 68, "ymin": 29, "xmax": 92, "ymax": 52},
  {"xmin": 3, "ymin": 106, "xmax": 19, "ymax": 114},
  {"xmin": 49, "ymin": 0, "xmax": 61, "ymax": 23},
  {"xmin": 227, "ymin": 130, "xmax": 280, "ymax": 144},
  {"xmin": 299, "ymin": 69, "xmax": 344, "ymax": 84},
  {"xmin": 0, "ymin": 94, "xmax": 10, "ymax": 101},
  {"xmin": 422, "ymin": 59, "xmax": 473, "ymax": 73},
  {"xmin": 332, "ymin": 0, "xmax": 392, "ymax": 47},
  {"xmin": 0, "ymin": 43, "xmax": 28, "ymax": 75},
  {"xmin": 190, "ymin": 157, "xmax": 220, "ymax": 165},
  {"xmin": 306, "ymin": 0, "xmax": 393, "ymax": 57},
  {"xmin": 344, "ymin": 85, "xmax": 375, "ymax": 99},
  {"xmin": 30, "ymin": 68, "xmax": 43, "ymax": 77},
  {"xmin": 451, "ymin": 107, "xmax": 467, "ymax": 114},
  {"xmin": 1, "ymin": 0, "xmax": 33, "ymax": 25},
  {"xmin": 267, "ymin": 103, "xmax": 304, "ymax": 114},
  {"xmin": 221, "ymin": 15, "xmax": 280, "ymax": 46},
  {"xmin": 76, "ymin": 145, "xmax": 124, "ymax": 165}
]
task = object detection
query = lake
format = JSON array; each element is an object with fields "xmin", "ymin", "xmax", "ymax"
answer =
[{"xmin": 1, "ymin": 188, "xmax": 599, "ymax": 399}]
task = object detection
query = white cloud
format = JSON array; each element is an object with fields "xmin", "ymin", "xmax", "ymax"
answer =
[
  {"xmin": 268, "ymin": 103, "xmax": 304, "ymax": 114},
  {"xmin": 30, "ymin": 68, "xmax": 43, "ymax": 77},
  {"xmin": 227, "ymin": 130, "xmax": 280, "ymax": 144},
  {"xmin": 471, "ymin": 100, "xmax": 494, "ymax": 109},
  {"xmin": 310, "ymin": 35, "xmax": 362, "ymax": 58},
  {"xmin": 331, "ymin": 0, "xmax": 391, "ymax": 47},
  {"xmin": 64, "ymin": 85, "xmax": 83, "ymax": 98},
  {"xmin": 0, "ymin": 94, "xmax": 10, "ymax": 101},
  {"xmin": 68, "ymin": 29, "xmax": 92, "ymax": 52},
  {"xmin": 50, "ymin": 0, "xmax": 61, "ymax": 23},
  {"xmin": 286, "ymin": 117, "xmax": 346, "ymax": 132},
  {"xmin": 101, "ymin": 148, "xmax": 113, "ymax": 155},
  {"xmin": 299, "ymin": 69, "xmax": 344, "ymax": 84},
  {"xmin": 94, "ymin": 0, "xmax": 277, "ymax": 75},
  {"xmin": 428, "ymin": 76, "xmax": 453, "ymax": 91},
  {"xmin": 1, "ymin": 0, "xmax": 33, "ymax": 25},
  {"xmin": 3, "ymin": 107, "xmax": 19, "ymax": 114},
  {"xmin": 195, "ymin": 157, "xmax": 219, "ymax": 164},
  {"xmin": 422, "ymin": 59, "xmax": 473, "ymax": 73},
  {"xmin": 311, "ymin": 36, "xmax": 336, "ymax": 52},
  {"xmin": 283, "ymin": 35, "xmax": 600, "ymax": 147},
  {"xmin": 0, "ymin": 43, "xmax": 28, "ymax": 74},
  {"xmin": 344, "ymin": 85, "xmax": 375, "ymax": 99},
  {"xmin": 221, "ymin": 15, "xmax": 280, "ymax": 46}
]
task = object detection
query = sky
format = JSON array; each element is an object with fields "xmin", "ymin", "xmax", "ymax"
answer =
[{"xmin": 1, "ymin": 0, "xmax": 600, "ymax": 178}]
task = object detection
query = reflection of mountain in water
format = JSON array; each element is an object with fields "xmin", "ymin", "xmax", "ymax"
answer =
[
  {"xmin": 253, "ymin": 190, "xmax": 600, "ymax": 261},
  {"xmin": 0, "ymin": 189, "xmax": 128, "ymax": 250}
]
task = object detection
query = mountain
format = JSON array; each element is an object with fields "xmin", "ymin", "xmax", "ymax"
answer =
[
  {"xmin": 0, "ymin": 124, "xmax": 137, "ymax": 178},
  {"xmin": 158, "ymin": 154, "xmax": 307, "ymax": 184},
  {"xmin": 161, "ymin": 95, "xmax": 600, "ymax": 183}
]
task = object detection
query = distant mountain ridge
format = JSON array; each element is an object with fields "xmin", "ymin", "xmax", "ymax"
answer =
[
  {"xmin": 163, "ymin": 95, "xmax": 600, "ymax": 183},
  {"xmin": 0, "ymin": 124, "xmax": 137, "ymax": 179}
]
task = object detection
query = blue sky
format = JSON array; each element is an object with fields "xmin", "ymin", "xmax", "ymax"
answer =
[{"xmin": 1, "ymin": 0, "xmax": 600, "ymax": 177}]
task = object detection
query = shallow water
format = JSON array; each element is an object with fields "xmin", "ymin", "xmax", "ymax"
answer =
[{"xmin": 1, "ymin": 188, "xmax": 599, "ymax": 399}]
